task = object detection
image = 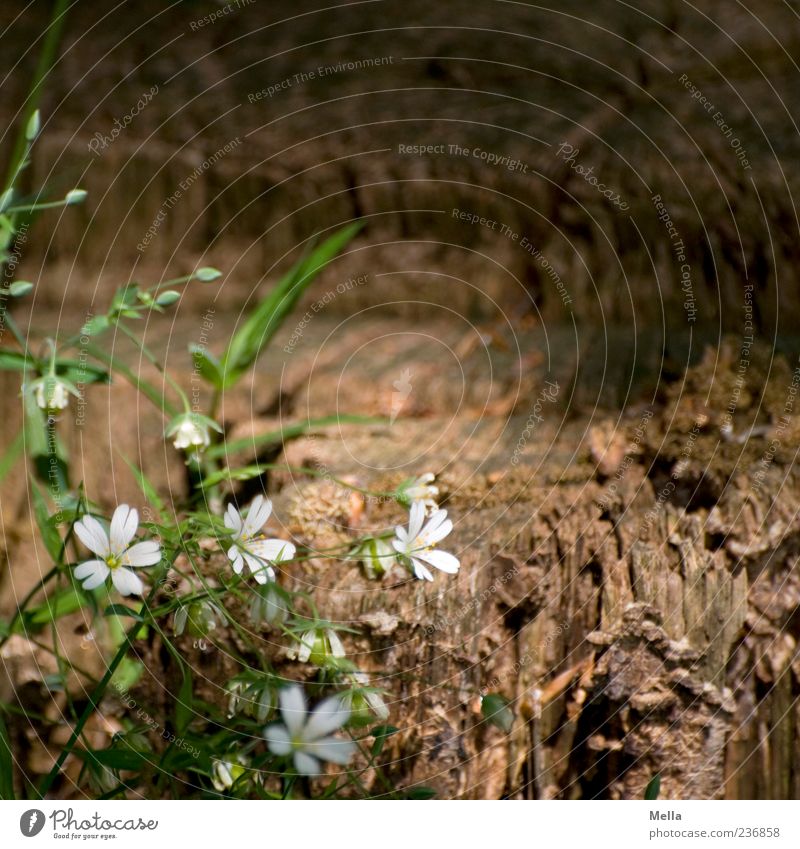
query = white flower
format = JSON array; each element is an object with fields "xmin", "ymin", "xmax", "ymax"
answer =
[
  {"xmin": 341, "ymin": 672, "xmax": 390, "ymax": 721},
  {"xmin": 224, "ymin": 495, "xmax": 296, "ymax": 584},
  {"xmin": 264, "ymin": 685, "xmax": 356, "ymax": 775},
  {"xmin": 30, "ymin": 375, "xmax": 77, "ymax": 414},
  {"xmin": 165, "ymin": 412, "xmax": 220, "ymax": 456},
  {"xmin": 392, "ymin": 500, "xmax": 460, "ymax": 582},
  {"xmin": 73, "ymin": 505, "xmax": 161, "ymax": 596},
  {"xmin": 288, "ymin": 627, "xmax": 346, "ymax": 664},
  {"xmin": 171, "ymin": 418, "xmax": 210, "ymax": 451},
  {"xmin": 211, "ymin": 756, "xmax": 248, "ymax": 792},
  {"xmin": 399, "ymin": 472, "xmax": 439, "ymax": 512}
]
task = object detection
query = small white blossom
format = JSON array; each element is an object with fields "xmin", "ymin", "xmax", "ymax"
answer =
[
  {"xmin": 399, "ymin": 472, "xmax": 439, "ymax": 512},
  {"xmin": 211, "ymin": 756, "xmax": 248, "ymax": 792},
  {"xmin": 264, "ymin": 685, "xmax": 356, "ymax": 775},
  {"xmin": 392, "ymin": 500, "xmax": 460, "ymax": 582},
  {"xmin": 341, "ymin": 672, "xmax": 390, "ymax": 721},
  {"xmin": 73, "ymin": 505, "xmax": 161, "ymax": 596},
  {"xmin": 165, "ymin": 412, "xmax": 220, "ymax": 457},
  {"xmin": 170, "ymin": 417, "xmax": 209, "ymax": 451},
  {"xmin": 288, "ymin": 627, "xmax": 346, "ymax": 664},
  {"xmin": 249, "ymin": 582, "xmax": 289, "ymax": 626},
  {"xmin": 30, "ymin": 375, "xmax": 78, "ymax": 414},
  {"xmin": 224, "ymin": 495, "xmax": 295, "ymax": 584}
]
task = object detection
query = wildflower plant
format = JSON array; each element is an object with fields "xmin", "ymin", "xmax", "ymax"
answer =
[{"xmin": 0, "ymin": 28, "xmax": 461, "ymax": 801}]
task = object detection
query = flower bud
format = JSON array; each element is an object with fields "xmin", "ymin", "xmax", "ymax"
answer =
[
  {"xmin": 173, "ymin": 600, "xmax": 220, "ymax": 638},
  {"xmin": 249, "ymin": 583, "xmax": 289, "ymax": 627}
]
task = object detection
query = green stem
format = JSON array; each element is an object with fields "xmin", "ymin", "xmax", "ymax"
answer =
[
  {"xmin": 37, "ymin": 580, "xmax": 162, "ymax": 798},
  {"xmin": 2, "ymin": 0, "xmax": 70, "ymax": 192}
]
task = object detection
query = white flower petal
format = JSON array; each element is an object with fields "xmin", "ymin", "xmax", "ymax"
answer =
[
  {"xmin": 74, "ymin": 559, "xmax": 109, "ymax": 589},
  {"xmin": 415, "ymin": 548, "xmax": 460, "ymax": 574},
  {"xmin": 74, "ymin": 515, "xmax": 110, "ymax": 558},
  {"xmin": 326, "ymin": 629, "xmax": 346, "ymax": 658},
  {"xmin": 293, "ymin": 751, "xmax": 322, "ymax": 776},
  {"xmin": 296, "ymin": 630, "xmax": 315, "ymax": 663},
  {"xmin": 306, "ymin": 736, "xmax": 357, "ymax": 766},
  {"xmin": 279, "ymin": 685, "xmax": 307, "ymax": 736},
  {"xmin": 411, "ymin": 558, "xmax": 434, "ymax": 581},
  {"xmin": 421, "ymin": 517, "xmax": 452, "ymax": 546},
  {"xmin": 250, "ymin": 538, "xmax": 296, "ymax": 563},
  {"xmin": 305, "ymin": 695, "xmax": 351, "ymax": 740},
  {"xmin": 224, "ymin": 504, "xmax": 243, "ymax": 536},
  {"xmin": 123, "ymin": 540, "xmax": 161, "ymax": 567},
  {"xmin": 227, "ymin": 546, "xmax": 244, "ymax": 574},
  {"xmin": 407, "ymin": 501, "xmax": 426, "ymax": 539},
  {"xmin": 263, "ymin": 723, "xmax": 292, "ymax": 756},
  {"xmin": 392, "ymin": 538, "xmax": 408, "ymax": 556},
  {"xmin": 242, "ymin": 495, "xmax": 271, "ymax": 538},
  {"xmin": 243, "ymin": 552, "xmax": 274, "ymax": 584},
  {"xmin": 110, "ymin": 505, "xmax": 138, "ymax": 553},
  {"xmin": 111, "ymin": 567, "xmax": 144, "ymax": 596},
  {"xmin": 366, "ymin": 691, "xmax": 390, "ymax": 720}
]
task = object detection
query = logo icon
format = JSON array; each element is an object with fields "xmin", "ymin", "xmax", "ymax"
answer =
[{"xmin": 20, "ymin": 809, "xmax": 46, "ymax": 837}]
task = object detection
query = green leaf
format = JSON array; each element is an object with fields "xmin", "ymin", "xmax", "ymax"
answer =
[
  {"xmin": 370, "ymin": 724, "xmax": 399, "ymax": 757},
  {"xmin": 82, "ymin": 315, "xmax": 110, "ymax": 336},
  {"xmin": 25, "ymin": 586, "xmax": 86, "ymax": 628},
  {"xmin": 55, "ymin": 359, "xmax": 110, "ymax": 385},
  {"xmin": 205, "ymin": 414, "xmax": 382, "ymax": 460},
  {"xmin": 481, "ymin": 693, "xmax": 514, "ymax": 733},
  {"xmin": 80, "ymin": 747, "xmax": 147, "ymax": 772},
  {"xmin": 189, "ymin": 344, "xmax": 224, "ymax": 389},
  {"xmin": 104, "ymin": 604, "xmax": 143, "ymax": 621},
  {"xmin": 0, "ymin": 428, "xmax": 24, "ymax": 484},
  {"xmin": 644, "ymin": 774, "xmax": 661, "ymax": 800},
  {"xmin": 9, "ymin": 281, "xmax": 33, "ymax": 297},
  {"xmin": 120, "ymin": 454, "xmax": 166, "ymax": 518},
  {"xmin": 405, "ymin": 786, "xmax": 436, "ymax": 799},
  {"xmin": 30, "ymin": 482, "xmax": 63, "ymax": 561},
  {"xmin": 175, "ymin": 668, "xmax": 193, "ymax": 734},
  {"xmin": 0, "ymin": 349, "xmax": 33, "ymax": 371},
  {"xmin": 220, "ymin": 222, "xmax": 361, "ymax": 383},
  {"xmin": 0, "ymin": 713, "xmax": 14, "ymax": 799}
]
